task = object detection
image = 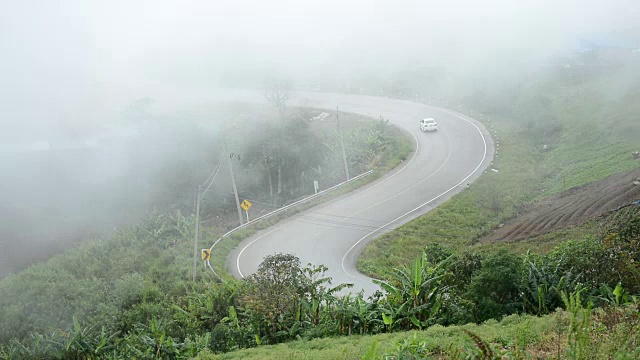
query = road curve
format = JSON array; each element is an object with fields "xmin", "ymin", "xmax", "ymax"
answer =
[{"xmin": 227, "ymin": 92, "xmax": 494, "ymax": 295}]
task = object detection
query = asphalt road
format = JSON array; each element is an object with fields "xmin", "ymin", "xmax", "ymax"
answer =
[{"xmin": 227, "ymin": 92, "xmax": 494, "ymax": 296}]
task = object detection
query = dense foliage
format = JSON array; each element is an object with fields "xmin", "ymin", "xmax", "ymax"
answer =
[
  {"xmin": 1, "ymin": 206, "xmax": 639, "ymax": 358},
  {"xmin": 240, "ymin": 115, "xmax": 395, "ymax": 206}
]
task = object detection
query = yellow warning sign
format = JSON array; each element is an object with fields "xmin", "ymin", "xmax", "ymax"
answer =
[
  {"xmin": 240, "ymin": 199, "xmax": 252, "ymax": 211},
  {"xmin": 201, "ymin": 249, "xmax": 211, "ymax": 261}
]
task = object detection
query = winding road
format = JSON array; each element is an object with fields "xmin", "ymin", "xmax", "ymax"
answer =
[{"xmin": 227, "ymin": 92, "xmax": 494, "ymax": 295}]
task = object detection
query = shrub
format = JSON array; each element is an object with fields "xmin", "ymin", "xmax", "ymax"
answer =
[{"xmin": 467, "ymin": 250, "xmax": 523, "ymax": 322}]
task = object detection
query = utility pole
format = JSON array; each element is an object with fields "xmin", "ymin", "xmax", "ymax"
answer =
[
  {"xmin": 227, "ymin": 151, "xmax": 245, "ymax": 226},
  {"xmin": 192, "ymin": 185, "xmax": 201, "ymax": 282},
  {"xmin": 336, "ymin": 106, "xmax": 350, "ymax": 180},
  {"xmin": 223, "ymin": 127, "xmax": 244, "ymax": 227}
]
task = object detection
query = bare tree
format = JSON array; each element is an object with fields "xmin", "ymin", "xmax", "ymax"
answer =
[
  {"xmin": 263, "ymin": 80, "xmax": 291, "ymax": 119},
  {"xmin": 262, "ymin": 79, "xmax": 291, "ymax": 204},
  {"xmin": 478, "ymin": 180, "xmax": 507, "ymax": 219}
]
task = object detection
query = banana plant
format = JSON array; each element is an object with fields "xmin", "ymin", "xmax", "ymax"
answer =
[
  {"xmin": 138, "ymin": 318, "xmax": 182, "ymax": 359},
  {"xmin": 380, "ymin": 301, "xmax": 407, "ymax": 333},
  {"xmin": 335, "ymin": 294, "xmax": 356, "ymax": 335},
  {"xmin": 409, "ymin": 297, "xmax": 442, "ymax": 330},
  {"xmin": 352, "ymin": 295, "xmax": 383, "ymax": 335},
  {"xmin": 373, "ymin": 252, "xmax": 453, "ymax": 331},
  {"xmin": 595, "ymin": 282, "xmax": 637, "ymax": 307},
  {"xmin": 522, "ymin": 252, "xmax": 580, "ymax": 315},
  {"xmin": 382, "ymin": 312, "xmax": 393, "ymax": 333},
  {"xmin": 299, "ymin": 263, "xmax": 353, "ymax": 328},
  {"xmin": 44, "ymin": 316, "xmax": 120, "ymax": 359},
  {"xmin": 220, "ymin": 306, "xmax": 240, "ymax": 328}
]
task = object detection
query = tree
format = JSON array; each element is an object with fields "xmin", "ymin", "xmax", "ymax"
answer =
[
  {"xmin": 548, "ymin": 239, "xmax": 617, "ymax": 292},
  {"xmin": 243, "ymin": 253, "xmax": 303, "ymax": 342},
  {"xmin": 243, "ymin": 119, "xmax": 323, "ymax": 205},
  {"xmin": 242, "ymin": 123, "xmax": 279, "ymax": 200},
  {"xmin": 467, "ymin": 250, "xmax": 523, "ymax": 322},
  {"xmin": 478, "ymin": 180, "xmax": 507, "ymax": 219},
  {"xmin": 263, "ymin": 80, "xmax": 292, "ymax": 119}
]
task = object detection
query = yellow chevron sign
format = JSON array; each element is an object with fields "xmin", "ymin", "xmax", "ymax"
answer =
[{"xmin": 240, "ymin": 199, "xmax": 252, "ymax": 211}]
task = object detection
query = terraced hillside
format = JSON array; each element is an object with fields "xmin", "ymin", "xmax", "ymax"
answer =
[{"xmin": 488, "ymin": 168, "xmax": 640, "ymax": 242}]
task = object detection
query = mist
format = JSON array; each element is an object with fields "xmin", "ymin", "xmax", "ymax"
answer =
[{"xmin": 1, "ymin": 0, "xmax": 639, "ymax": 276}]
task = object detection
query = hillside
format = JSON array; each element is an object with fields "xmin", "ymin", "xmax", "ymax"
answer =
[
  {"xmin": 200, "ymin": 62, "xmax": 640, "ymax": 359},
  {"xmin": 4, "ymin": 2, "xmax": 640, "ymax": 360},
  {"xmin": 488, "ymin": 169, "xmax": 640, "ymax": 242},
  {"xmin": 357, "ymin": 61, "xmax": 640, "ymax": 278},
  {"xmin": 2, "ymin": 63, "xmax": 640, "ymax": 359},
  {"xmin": 196, "ymin": 307, "xmax": 640, "ymax": 359},
  {"xmin": 0, "ymin": 111, "xmax": 414, "ymax": 359}
]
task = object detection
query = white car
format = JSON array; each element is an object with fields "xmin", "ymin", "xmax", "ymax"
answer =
[{"xmin": 420, "ymin": 118, "xmax": 438, "ymax": 132}]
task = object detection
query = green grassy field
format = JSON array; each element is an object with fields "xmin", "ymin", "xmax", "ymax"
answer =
[
  {"xmin": 196, "ymin": 305, "xmax": 640, "ymax": 360},
  {"xmin": 357, "ymin": 75, "xmax": 640, "ymax": 279},
  {"xmin": 357, "ymin": 117, "xmax": 542, "ymax": 277}
]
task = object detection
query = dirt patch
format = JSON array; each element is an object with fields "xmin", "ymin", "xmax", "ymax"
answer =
[{"xmin": 485, "ymin": 169, "xmax": 640, "ymax": 243}]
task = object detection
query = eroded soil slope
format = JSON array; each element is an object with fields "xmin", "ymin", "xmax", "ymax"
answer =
[{"xmin": 487, "ymin": 169, "xmax": 640, "ymax": 242}]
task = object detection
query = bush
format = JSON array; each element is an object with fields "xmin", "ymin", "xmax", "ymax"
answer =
[
  {"xmin": 467, "ymin": 250, "xmax": 523, "ymax": 322},
  {"xmin": 548, "ymin": 239, "xmax": 616, "ymax": 292},
  {"xmin": 210, "ymin": 324, "xmax": 255, "ymax": 353}
]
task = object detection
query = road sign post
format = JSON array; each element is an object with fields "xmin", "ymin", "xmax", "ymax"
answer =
[
  {"xmin": 240, "ymin": 199, "xmax": 252, "ymax": 211},
  {"xmin": 240, "ymin": 199, "xmax": 252, "ymax": 222},
  {"xmin": 313, "ymin": 180, "xmax": 319, "ymax": 194}
]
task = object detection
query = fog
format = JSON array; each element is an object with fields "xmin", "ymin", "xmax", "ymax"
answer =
[{"xmin": 1, "ymin": 0, "xmax": 639, "ymax": 276}]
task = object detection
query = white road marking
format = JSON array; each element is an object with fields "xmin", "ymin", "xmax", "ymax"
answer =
[
  {"xmin": 235, "ymin": 105, "xmax": 490, "ymax": 285},
  {"xmin": 340, "ymin": 111, "xmax": 489, "ymax": 279},
  {"xmin": 345, "ymin": 127, "xmax": 452, "ymax": 215},
  {"xmin": 235, "ymin": 126, "xmax": 420, "ymax": 277},
  {"xmin": 236, "ymin": 223, "xmax": 290, "ymax": 278},
  {"xmin": 288, "ymin": 127, "xmax": 452, "ymax": 248}
]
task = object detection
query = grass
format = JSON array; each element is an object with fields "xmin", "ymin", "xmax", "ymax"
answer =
[
  {"xmin": 357, "ymin": 117, "xmax": 541, "ymax": 277},
  {"xmin": 0, "ymin": 110, "xmax": 413, "ymax": 346},
  {"xmin": 194, "ymin": 305, "xmax": 640, "ymax": 359},
  {"xmin": 477, "ymin": 221, "xmax": 601, "ymax": 255},
  {"xmin": 357, "ymin": 80, "xmax": 640, "ymax": 278},
  {"xmin": 0, "ymin": 212, "xmax": 200, "ymax": 343},
  {"xmin": 195, "ymin": 313, "xmax": 557, "ymax": 360}
]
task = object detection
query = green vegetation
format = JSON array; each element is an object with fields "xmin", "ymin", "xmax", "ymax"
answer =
[
  {"xmin": 207, "ymin": 115, "xmax": 413, "ymax": 279},
  {"xmin": 2, "ymin": 59, "xmax": 640, "ymax": 359},
  {"xmin": 195, "ymin": 305, "xmax": 640, "ymax": 360},
  {"xmin": 1, "ymin": 206, "xmax": 639, "ymax": 358},
  {"xmin": 0, "ymin": 111, "xmax": 415, "ymax": 359},
  {"xmin": 358, "ymin": 62, "xmax": 640, "ymax": 278},
  {"xmin": 478, "ymin": 222, "xmax": 601, "ymax": 255},
  {"xmin": 235, "ymin": 109, "xmax": 412, "ymax": 210},
  {"xmin": 357, "ymin": 121, "xmax": 542, "ymax": 276}
]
